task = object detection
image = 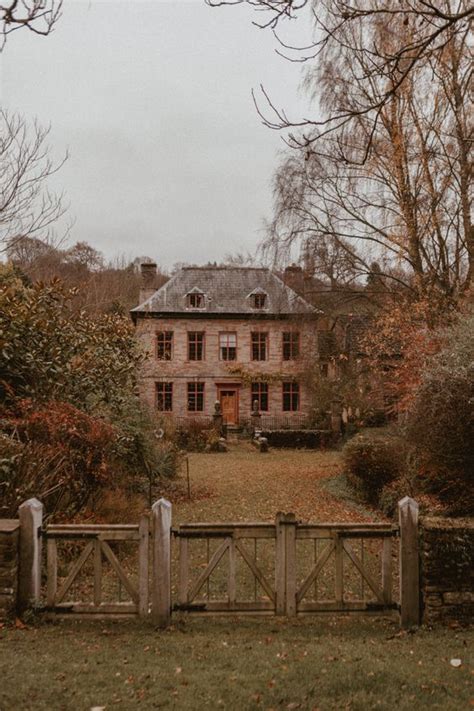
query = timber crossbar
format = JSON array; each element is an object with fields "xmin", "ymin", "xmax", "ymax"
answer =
[{"xmin": 43, "ymin": 517, "xmax": 149, "ymax": 618}]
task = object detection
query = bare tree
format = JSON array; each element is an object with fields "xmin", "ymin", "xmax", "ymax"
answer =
[
  {"xmin": 0, "ymin": 1, "xmax": 62, "ymax": 50},
  {"xmin": 209, "ymin": 1, "xmax": 473, "ymax": 156},
  {"xmin": 0, "ymin": 110, "xmax": 68, "ymax": 253},
  {"xmin": 264, "ymin": 14, "xmax": 472, "ymax": 299}
]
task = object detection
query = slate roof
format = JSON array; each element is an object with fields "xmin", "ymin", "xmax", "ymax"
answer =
[{"xmin": 131, "ymin": 266, "xmax": 316, "ymax": 316}]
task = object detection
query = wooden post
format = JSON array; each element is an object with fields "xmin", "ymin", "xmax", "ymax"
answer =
[
  {"xmin": 46, "ymin": 537, "xmax": 57, "ymax": 608},
  {"xmin": 152, "ymin": 498, "xmax": 172, "ymax": 628},
  {"xmin": 275, "ymin": 512, "xmax": 286, "ymax": 615},
  {"xmin": 285, "ymin": 514, "xmax": 297, "ymax": 617},
  {"xmin": 138, "ymin": 514, "xmax": 149, "ymax": 618},
  {"xmin": 398, "ymin": 497, "xmax": 420, "ymax": 628},
  {"xmin": 18, "ymin": 498, "xmax": 43, "ymax": 612}
]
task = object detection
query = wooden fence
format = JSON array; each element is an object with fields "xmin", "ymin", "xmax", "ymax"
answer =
[{"xmin": 16, "ymin": 496, "xmax": 420, "ymax": 628}]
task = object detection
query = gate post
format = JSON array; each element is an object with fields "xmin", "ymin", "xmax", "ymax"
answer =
[
  {"xmin": 398, "ymin": 497, "xmax": 420, "ymax": 628},
  {"xmin": 152, "ymin": 498, "xmax": 172, "ymax": 628},
  {"xmin": 18, "ymin": 498, "xmax": 43, "ymax": 613}
]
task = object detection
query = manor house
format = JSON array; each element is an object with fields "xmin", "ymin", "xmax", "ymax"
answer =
[{"xmin": 131, "ymin": 264, "xmax": 318, "ymax": 426}]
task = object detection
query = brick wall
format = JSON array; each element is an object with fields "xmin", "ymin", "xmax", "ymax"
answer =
[
  {"xmin": 421, "ymin": 517, "xmax": 474, "ymax": 626},
  {"xmin": 135, "ymin": 316, "xmax": 317, "ymax": 420},
  {"xmin": 0, "ymin": 520, "xmax": 19, "ymax": 620}
]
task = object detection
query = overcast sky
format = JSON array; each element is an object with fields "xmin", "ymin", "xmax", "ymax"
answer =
[{"xmin": 0, "ymin": 0, "xmax": 312, "ymax": 270}]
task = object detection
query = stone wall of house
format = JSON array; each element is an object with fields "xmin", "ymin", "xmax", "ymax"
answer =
[
  {"xmin": 421, "ymin": 517, "xmax": 474, "ymax": 625},
  {"xmin": 0, "ymin": 520, "xmax": 19, "ymax": 620},
  {"xmin": 135, "ymin": 316, "xmax": 317, "ymax": 420}
]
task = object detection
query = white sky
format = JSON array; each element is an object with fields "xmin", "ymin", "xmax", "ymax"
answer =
[{"xmin": 0, "ymin": 0, "xmax": 312, "ymax": 270}]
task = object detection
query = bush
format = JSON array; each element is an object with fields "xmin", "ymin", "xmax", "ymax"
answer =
[
  {"xmin": 173, "ymin": 419, "xmax": 214, "ymax": 452},
  {"xmin": 404, "ymin": 312, "xmax": 474, "ymax": 515},
  {"xmin": 342, "ymin": 428, "xmax": 405, "ymax": 505},
  {"xmin": 260, "ymin": 429, "xmax": 332, "ymax": 449},
  {"xmin": 0, "ymin": 400, "xmax": 117, "ymax": 518},
  {"xmin": 0, "ymin": 270, "xmax": 180, "ymax": 520}
]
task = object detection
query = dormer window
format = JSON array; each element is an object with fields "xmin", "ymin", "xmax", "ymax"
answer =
[
  {"xmin": 248, "ymin": 288, "xmax": 268, "ymax": 310},
  {"xmin": 186, "ymin": 287, "xmax": 206, "ymax": 310},
  {"xmin": 189, "ymin": 292, "xmax": 204, "ymax": 308}
]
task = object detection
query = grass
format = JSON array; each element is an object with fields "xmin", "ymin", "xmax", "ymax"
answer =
[
  {"xmin": 1, "ymin": 616, "xmax": 472, "ymax": 710},
  {"xmin": 159, "ymin": 444, "xmax": 375, "ymax": 526}
]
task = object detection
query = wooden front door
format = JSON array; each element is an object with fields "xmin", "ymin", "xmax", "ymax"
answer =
[{"xmin": 219, "ymin": 389, "xmax": 238, "ymax": 425}]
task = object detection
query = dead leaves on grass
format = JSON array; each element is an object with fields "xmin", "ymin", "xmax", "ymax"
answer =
[{"xmin": 175, "ymin": 447, "xmax": 377, "ymax": 524}]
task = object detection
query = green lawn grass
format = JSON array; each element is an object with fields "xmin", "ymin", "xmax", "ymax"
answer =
[{"xmin": 1, "ymin": 616, "xmax": 472, "ymax": 710}]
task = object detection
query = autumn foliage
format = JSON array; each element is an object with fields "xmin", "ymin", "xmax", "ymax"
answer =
[{"xmin": 0, "ymin": 265, "xmax": 174, "ymax": 518}]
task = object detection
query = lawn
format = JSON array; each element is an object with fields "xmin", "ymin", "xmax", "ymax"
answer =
[
  {"xmin": 1, "ymin": 616, "xmax": 472, "ymax": 710},
  {"xmin": 160, "ymin": 444, "xmax": 376, "ymax": 526}
]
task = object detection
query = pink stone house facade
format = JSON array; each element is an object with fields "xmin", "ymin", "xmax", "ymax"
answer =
[{"xmin": 131, "ymin": 266, "xmax": 318, "ymax": 426}]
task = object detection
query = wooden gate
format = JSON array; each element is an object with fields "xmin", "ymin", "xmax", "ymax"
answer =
[
  {"xmin": 172, "ymin": 514, "xmax": 399, "ymax": 616},
  {"xmin": 18, "ymin": 496, "xmax": 419, "ymax": 627},
  {"xmin": 43, "ymin": 519, "xmax": 149, "ymax": 617}
]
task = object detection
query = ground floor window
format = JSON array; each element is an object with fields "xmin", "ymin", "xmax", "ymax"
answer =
[
  {"xmin": 156, "ymin": 382, "xmax": 173, "ymax": 411},
  {"xmin": 187, "ymin": 382, "xmax": 205, "ymax": 412},
  {"xmin": 282, "ymin": 381, "xmax": 300, "ymax": 411},
  {"xmin": 251, "ymin": 382, "xmax": 269, "ymax": 412}
]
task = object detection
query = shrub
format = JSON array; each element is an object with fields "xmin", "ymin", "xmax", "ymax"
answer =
[
  {"xmin": 260, "ymin": 429, "xmax": 332, "ymax": 449},
  {"xmin": 0, "ymin": 400, "xmax": 117, "ymax": 518},
  {"xmin": 173, "ymin": 419, "xmax": 213, "ymax": 452},
  {"xmin": 342, "ymin": 428, "xmax": 405, "ymax": 504},
  {"xmin": 404, "ymin": 312, "xmax": 474, "ymax": 515}
]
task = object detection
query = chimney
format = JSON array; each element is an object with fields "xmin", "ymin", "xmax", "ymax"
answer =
[
  {"xmin": 139, "ymin": 262, "xmax": 157, "ymax": 304},
  {"xmin": 283, "ymin": 264, "xmax": 305, "ymax": 295}
]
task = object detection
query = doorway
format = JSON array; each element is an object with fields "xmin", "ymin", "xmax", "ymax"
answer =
[{"xmin": 218, "ymin": 388, "xmax": 239, "ymax": 425}]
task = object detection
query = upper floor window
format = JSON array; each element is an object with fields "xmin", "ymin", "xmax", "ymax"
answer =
[
  {"xmin": 282, "ymin": 381, "xmax": 300, "ymax": 412},
  {"xmin": 156, "ymin": 382, "xmax": 173, "ymax": 411},
  {"xmin": 219, "ymin": 332, "xmax": 237, "ymax": 361},
  {"xmin": 251, "ymin": 332, "xmax": 268, "ymax": 361},
  {"xmin": 251, "ymin": 381, "xmax": 269, "ymax": 412},
  {"xmin": 156, "ymin": 331, "xmax": 173, "ymax": 360},
  {"xmin": 186, "ymin": 287, "xmax": 206, "ymax": 310},
  {"xmin": 188, "ymin": 331, "xmax": 205, "ymax": 360},
  {"xmin": 248, "ymin": 288, "xmax": 268, "ymax": 310},
  {"xmin": 282, "ymin": 332, "xmax": 300, "ymax": 360},
  {"xmin": 187, "ymin": 382, "xmax": 205, "ymax": 412}
]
